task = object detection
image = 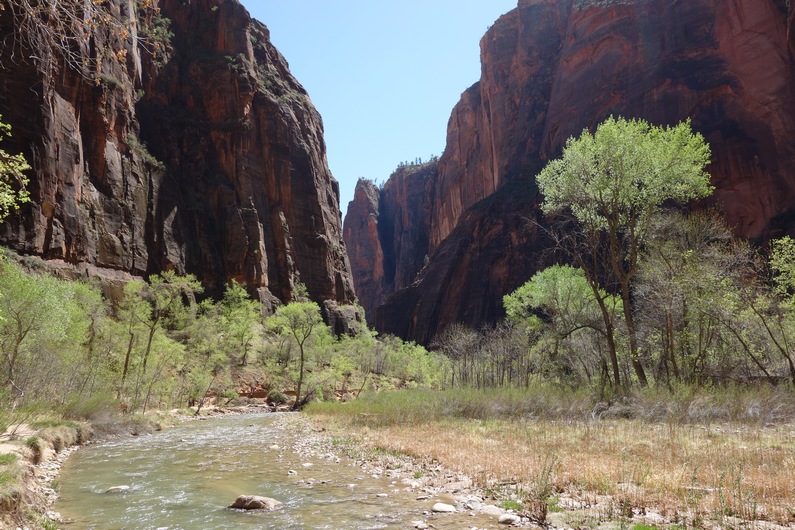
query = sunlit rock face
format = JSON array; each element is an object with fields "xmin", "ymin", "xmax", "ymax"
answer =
[
  {"xmin": 345, "ymin": 0, "xmax": 795, "ymax": 344},
  {"xmin": 0, "ymin": 0, "xmax": 355, "ymax": 312}
]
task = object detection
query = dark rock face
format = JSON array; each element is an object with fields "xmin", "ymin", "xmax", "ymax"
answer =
[
  {"xmin": 0, "ymin": 0, "xmax": 354, "ymax": 309},
  {"xmin": 345, "ymin": 0, "xmax": 795, "ymax": 344}
]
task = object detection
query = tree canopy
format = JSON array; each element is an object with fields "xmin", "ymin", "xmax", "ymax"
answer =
[{"xmin": 536, "ymin": 116, "xmax": 713, "ymax": 387}]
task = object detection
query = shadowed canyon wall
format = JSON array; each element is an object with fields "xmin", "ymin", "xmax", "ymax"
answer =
[
  {"xmin": 0, "ymin": 0, "xmax": 355, "ymax": 317},
  {"xmin": 345, "ymin": 0, "xmax": 795, "ymax": 344}
]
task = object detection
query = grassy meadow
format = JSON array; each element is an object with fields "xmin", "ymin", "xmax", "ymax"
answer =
[{"xmin": 307, "ymin": 385, "xmax": 795, "ymax": 528}]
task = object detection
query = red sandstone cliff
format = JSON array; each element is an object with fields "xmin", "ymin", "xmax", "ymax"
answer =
[
  {"xmin": 346, "ymin": 0, "xmax": 795, "ymax": 344},
  {"xmin": 0, "ymin": 0, "xmax": 355, "ymax": 317}
]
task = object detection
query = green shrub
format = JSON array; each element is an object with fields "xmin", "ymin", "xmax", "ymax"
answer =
[
  {"xmin": 24, "ymin": 436, "xmax": 43, "ymax": 464},
  {"xmin": 267, "ymin": 390, "xmax": 289, "ymax": 405}
]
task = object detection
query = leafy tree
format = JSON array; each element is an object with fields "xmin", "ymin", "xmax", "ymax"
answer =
[
  {"xmin": 0, "ymin": 116, "xmax": 30, "ymax": 222},
  {"xmin": 219, "ymin": 280, "xmax": 262, "ymax": 366},
  {"xmin": 505, "ymin": 265, "xmax": 621, "ymax": 385},
  {"xmin": 635, "ymin": 212, "xmax": 758, "ymax": 383},
  {"xmin": 116, "ymin": 272, "xmax": 201, "ymax": 407},
  {"xmin": 0, "ymin": 260, "xmax": 102, "ymax": 407},
  {"xmin": 266, "ymin": 301, "xmax": 329, "ymax": 410},
  {"xmin": 537, "ymin": 116, "xmax": 712, "ymax": 387},
  {"xmin": 747, "ymin": 236, "xmax": 795, "ymax": 384}
]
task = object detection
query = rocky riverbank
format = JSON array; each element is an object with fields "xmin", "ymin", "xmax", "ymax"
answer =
[
  {"xmin": 8, "ymin": 406, "xmax": 543, "ymax": 529},
  {"xmin": 0, "ymin": 413, "xmax": 166, "ymax": 529},
  {"xmin": 272, "ymin": 413, "xmax": 542, "ymax": 528},
  {"xmin": 12, "ymin": 406, "xmax": 787, "ymax": 530}
]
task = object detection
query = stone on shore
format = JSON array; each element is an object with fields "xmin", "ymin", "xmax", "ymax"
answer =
[
  {"xmin": 432, "ymin": 502, "xmax": 457, "ymax": 513},
  {"xmin": 499, "ymin": 513, "xmax": 522, "ymax": 525},
  {"xmin": 229, "ymin": 495, "xmax": 283, "ymax": 511}
]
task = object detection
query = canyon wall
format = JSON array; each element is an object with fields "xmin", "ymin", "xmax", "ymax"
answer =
[
  {"xmin": 0, "ymin": 0, "xmax": 355, "ymax": 316},
  {"xmin": 346, "ymin": 0, "xmax": 795, "ymax": 344}
]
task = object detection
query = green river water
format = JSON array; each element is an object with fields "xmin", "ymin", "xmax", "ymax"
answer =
[{"xmin": 53, "ymin": 413, "xmax": 505, "ymax": 529}]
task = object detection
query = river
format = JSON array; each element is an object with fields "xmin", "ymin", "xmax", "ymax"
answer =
[{"xmin": 53, "ymin": 413, "xmax": 511, "ymax": 529}]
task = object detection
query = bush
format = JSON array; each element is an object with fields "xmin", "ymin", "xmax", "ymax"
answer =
[{"xmin": 267, "ymin": 390, "xmax": 289, "ymax": 405}]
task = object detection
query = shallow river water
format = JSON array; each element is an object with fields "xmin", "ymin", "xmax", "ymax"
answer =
[{"xmin": 54, "ymin": 413, "xmax": 505, "ymax": 529}]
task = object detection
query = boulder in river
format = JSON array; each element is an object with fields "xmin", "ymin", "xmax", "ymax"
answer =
[
  {"xmin": 229, "ymin": 495, "xmax": 283, "ymax": 511},
  {"xmin": 105, "ymin": 485, "xmax": 130, "ymax": 494}
]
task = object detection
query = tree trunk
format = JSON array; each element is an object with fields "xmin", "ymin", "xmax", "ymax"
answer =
[
  {"xmin": 292, "ymin": 341, "xmax": 305, "ymax": 411},
  {"xmin": 621, "ymin": 281, "xmax": 648, "ymax": 386},
  {"xmin": 119, "ymin": 329, "xmax": 135, "ymax": 397}
]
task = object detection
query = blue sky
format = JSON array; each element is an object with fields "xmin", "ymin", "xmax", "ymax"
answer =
[{"xmin": 240, "ymin": 1, "xmax": 518, "ymax": 217}]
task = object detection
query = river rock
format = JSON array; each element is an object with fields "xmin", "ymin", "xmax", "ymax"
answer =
[
  {"xmin": 464, "ymin": 500, "xmax": 482, "ymax": 511},
  {"xmin": 105, "ymin": 485, "xmax": 130, "ymax": 494},
  {"xmin": 229, "ymin": 495, "xmax": 283, "ymax": 511},
  {"xmin": 499, "ymin": 513, "xmax": 522, "ymax": 525},
  {"xmin": 432, "ymin": 502, "xmax": 457, "ymax": 513},
  {"xmin": 480, "ymin": 504, "xmax": 504, "ymax": 516}
]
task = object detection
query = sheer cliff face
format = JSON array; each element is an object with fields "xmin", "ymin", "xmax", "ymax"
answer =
[
  {"xmin": 0, "ymin": 0, "xmax": 354, "ymax": 308},
  {"xmin": 346, "ymin": 0, "xmax": 795, "ymax": 344}
]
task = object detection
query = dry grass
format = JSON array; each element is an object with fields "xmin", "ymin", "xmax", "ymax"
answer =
[{"xmin": 309, "ymin": 389, "xmax": 795, "ymax": 527}]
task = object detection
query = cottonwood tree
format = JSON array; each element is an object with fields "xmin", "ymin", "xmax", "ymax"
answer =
[
  {"xmin": 0, "ymin": 260, "xmax": 99, "ymax": 407},
  {"xmin": 745, "ymin": 236, "xmax": 795, "ymax": 385},
  {"xmin": 635, "ymin": 211, "xmax": 758, "ymax": 383},
  {"xmin": 116, "ymin": 272, "xmax": 201, "ymax": 406},
  {"xmin": 504, "ymin": 264, "xmax": 621, "ymax": 385},
  {"xmin": 219, "ymin": 280, "xmax": 262, "ymax": 366},
  {"xmin": 265, "ymin": 301, "xmax": 328, "ymax": 410},
  {"xmin": 537, "ymin": 116, "xmax": 712, "ymax": 387}
]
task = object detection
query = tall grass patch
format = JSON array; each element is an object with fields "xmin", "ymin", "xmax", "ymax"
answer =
[{"xmin": 308, "ymin": 384, "xmax": 795, "ymax": 526}]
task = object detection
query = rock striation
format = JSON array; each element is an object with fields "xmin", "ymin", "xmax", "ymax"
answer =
[
  {"xmin": 0, "ymin": 0, "xmax": 354, "ymax": 311},
  {"xmin": 345, "ymin": 0, "xmax": 795, "ymax": 344}
]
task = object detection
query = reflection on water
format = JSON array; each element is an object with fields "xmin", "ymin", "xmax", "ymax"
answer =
[{"xmin": 54, "ymin": 413, "xmax": 503, "ymax": 529}]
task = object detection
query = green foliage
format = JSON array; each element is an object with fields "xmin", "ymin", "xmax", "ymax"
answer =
[
  {"xmin": 504, "ymin": 264, "xmax": 616, "ymax": 330},
  {"xmin": 137, "ymin": 0, "xmax": 174, "ymax": 64},
  {"xmin": 267, "ymin": 390, "xmax": 289, "ymax": 405},
  {"xmin": 266, "ymin": 301, "xmax": 329, "ymax": 409},
  {"xmin": 538, "ymin": 116, "xmax": 712, "ymax": 230},
  {"xmin": 0, "ymin": 247, "xmax": 454, "ymax": 420},
  {"xmin": 501, "ymin": 499, "xmax": 522, "ymax": 510},
  {"xmin": 537, "ymin": 116, "xmax": 713, "ymax": 387},
  {"xmin": 0, "ymin": 116, "xmax": 30, "ymax": 222},
  {"xmin": 126, "ymin": 134, "xmax": 166, "ymax": 171},
  {"xmin": 634, "ymin": 212, "xmax": 760, "ymax": 384},
  {"xmin": 770, "ymin": 236, "xmax": 795, "ymax": 299}
]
